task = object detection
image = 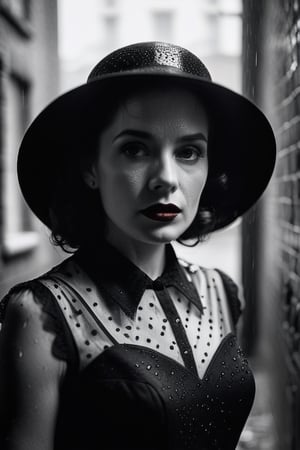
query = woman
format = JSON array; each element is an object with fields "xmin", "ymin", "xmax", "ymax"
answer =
[{"xmin": 0, "ymin": 42, "xmax": 276, "ymax": 450}]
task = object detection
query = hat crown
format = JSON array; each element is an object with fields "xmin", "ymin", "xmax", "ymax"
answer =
[{"xmin": 87, "ymin": 41, "xmax": 212, "ymax": 82}]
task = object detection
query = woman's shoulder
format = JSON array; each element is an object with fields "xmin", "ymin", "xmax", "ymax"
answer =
[
  {"xmin": 0, "ymin": 280, "xmax": 41, "ymax": 330},
  {"xmin": 177, "ymin": 256, "xmax": 243, "ymax": 326},
  {"xmin": 0, "ymin": 284, "xmax": 70, "ymax": 373},
  {"xmin": 0, "ymin": 284, "xmax": 40, "ymax": 329},
  {"xmin": 0, "ymin": 256, "xmax": 71, "ymax": 320},
  {"xmin": 178, "ymin": 255, "xmax": 238, "ymax": 285},
  {"xmin": 0, "ymin": 257, "xmax": 79, "ymax": 365}
]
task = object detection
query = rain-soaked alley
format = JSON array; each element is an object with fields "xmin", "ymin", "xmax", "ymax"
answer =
[{"xmin": 0, "ymin": 0, "xmax": 299, "ymax": 449}]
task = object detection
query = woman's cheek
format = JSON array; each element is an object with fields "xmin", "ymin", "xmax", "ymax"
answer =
[{"xmin": 120, "ymin": 168, "xmax": 148, "ymax": 194}]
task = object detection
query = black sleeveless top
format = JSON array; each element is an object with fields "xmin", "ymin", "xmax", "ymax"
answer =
[
  {"xmin": 56, "ymin": 334, "xmax": 254, "ymax": 450},
  {"xmin": 1, "ymin": 243, "xmax": 255, "ymax": 450}
]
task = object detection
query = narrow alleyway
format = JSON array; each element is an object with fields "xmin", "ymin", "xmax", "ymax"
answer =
[{"xmin": 238, "ymin": 363, "xmax": 276, "ymax": 450}]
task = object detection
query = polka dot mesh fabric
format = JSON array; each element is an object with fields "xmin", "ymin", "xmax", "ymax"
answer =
[
  {"xmin": 1, "ymin": 246, "xmax": 255, "ymax": 450},
  {"xmin": 39, "ymin": 256, "xmax": 233, "ymax": 377}
]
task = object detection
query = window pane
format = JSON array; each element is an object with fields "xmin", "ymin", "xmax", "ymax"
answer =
[
  {"xmin": 2, "ymin": 0, "xmax": 30, "ymax": 19},
  {"xmin": 3, "ymin": 75, "xmax": 30, "ymax": 234}
]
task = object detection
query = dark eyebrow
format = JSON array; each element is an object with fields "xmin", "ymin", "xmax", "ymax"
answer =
[
  {"xmin": 177, "ymin": 133, "xmax": 208, "ymax": 143},
  {"xmin": 113, "ymin": 129, "xmax": 208, "ymax": 143},
  {"xmin": 113, "ymin": 129, "xmax": 153, "ymax": 142}
]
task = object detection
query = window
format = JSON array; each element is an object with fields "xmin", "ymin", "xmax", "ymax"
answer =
[
  {"xmin": 1, "ymin": 0, "xmax": 31, "ymax": 20},
  {"xmin": 0, "ymin": 0, "xmax": 32, "ymax": 37},
  {"xmin": 152, "ymin": 11, "xmax": 174, "ymax": 42},
  {"xmin": 2, "ymin": 74, "xmax": 39, "ymax": 257}
]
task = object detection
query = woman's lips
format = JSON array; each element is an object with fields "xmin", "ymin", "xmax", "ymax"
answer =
[{"xmin": 140, "ymin": 203, "xmax": 182, "ymax": 222}]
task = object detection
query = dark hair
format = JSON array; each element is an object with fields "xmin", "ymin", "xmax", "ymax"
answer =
[{"xmin": 49, "ymin": 80, "xmax": 229, "ymax": 252}]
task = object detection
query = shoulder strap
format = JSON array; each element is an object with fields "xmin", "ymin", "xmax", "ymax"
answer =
[
  {"xmin": 45, "ymin": 274, "xmax": 119, "ymax": 345},
  {"xmin": 214, "ymin": 269, "xmax": 242, "ymax": 328}
]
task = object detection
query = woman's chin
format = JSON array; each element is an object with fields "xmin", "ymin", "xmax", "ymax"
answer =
[
  {"xmin": 135, "ymin": 226, "xmax": 187, "ymax": 245},
  {"xmin": 105, "ymin": 216, "xmax": 190, "ymax": 246}
]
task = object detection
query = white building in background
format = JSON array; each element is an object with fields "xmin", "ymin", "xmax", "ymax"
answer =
[
  {"xmin": 59, "ymin": 0, "xmax": 242, "ymax": 92},
  {"xmin": 58, "ymin": 0, "xmax": 243, "ymax": 281}
]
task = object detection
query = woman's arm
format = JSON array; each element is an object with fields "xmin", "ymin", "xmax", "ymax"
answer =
[{"xmin": 0, "ymin": 289, "xmax": 67, "ymax": 450}]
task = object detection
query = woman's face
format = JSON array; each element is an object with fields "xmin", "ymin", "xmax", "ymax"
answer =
[{"xmin": 91, "ymin": 86, "xmax": 209, "ymax": 245}]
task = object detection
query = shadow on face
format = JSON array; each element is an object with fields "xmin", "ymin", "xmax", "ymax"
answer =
[{"xmin": 86, "ymin": 85, "xmax": 210, "ymax": 248}]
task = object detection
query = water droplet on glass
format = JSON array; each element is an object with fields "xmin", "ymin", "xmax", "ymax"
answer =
[
  {"xmin": 19, "ymin": 351, "xmax": 23, "ymax": 358},
  {"xmin": 146, "ymin": 364, "xmax": 152, "ymax": 370}
]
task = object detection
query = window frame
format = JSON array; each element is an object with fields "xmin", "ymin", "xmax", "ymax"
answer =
[
  {"xmin": 1, "ymin": 71, "xmax": 39, "ymax": 259},
  {"xmin": 0, "ymin": 0, "xmax": 32, "ymax": 38}
]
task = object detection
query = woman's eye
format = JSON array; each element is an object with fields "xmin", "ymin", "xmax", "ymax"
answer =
[
  {"xmin": 121, "ymin": 143, "xmax": 148, "ymax": 158},
  {"xmin": 176, "ymin": 146, "xmax": 206, "ymax": 162}
]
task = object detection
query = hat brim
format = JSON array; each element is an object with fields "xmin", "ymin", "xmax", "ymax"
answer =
[{"xmin": 17, "ymin": 70, "xmax": 276, "ymax": 232}]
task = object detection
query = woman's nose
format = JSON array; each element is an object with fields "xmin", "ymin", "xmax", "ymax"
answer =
[{"xmin": 148, "ymin": 154, "xmax": 178, "ymax": 193}]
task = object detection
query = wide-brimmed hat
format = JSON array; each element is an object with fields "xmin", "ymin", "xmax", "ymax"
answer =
[{"xmin": 17, "ymin": 41, "xmax": 276, "ymax": 232}]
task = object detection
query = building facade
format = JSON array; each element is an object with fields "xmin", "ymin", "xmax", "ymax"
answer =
[
  {"xmin": 0, "ymin": 0, "xmax": 62, "ymax": 298},
  {"xmin": 59, "ymin": 0, "xmax": 242, "ymax": 91}
]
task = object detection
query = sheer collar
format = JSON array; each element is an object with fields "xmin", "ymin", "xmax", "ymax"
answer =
[{"xmin": 74, "ymin": 239, "xmax": 203, "ymax": 319}]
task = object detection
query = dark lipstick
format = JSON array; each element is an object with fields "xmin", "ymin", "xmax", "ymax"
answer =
[{"xmin": 140, "ymin": 203, "xmax": 182, "ymax": 222}]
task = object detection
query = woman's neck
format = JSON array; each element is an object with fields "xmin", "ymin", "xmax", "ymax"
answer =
[{"xmin": 105, "ymin": 226, "xmax": 166, "ymax": 280}]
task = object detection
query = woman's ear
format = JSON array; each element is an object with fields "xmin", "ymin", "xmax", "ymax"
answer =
[
  {"xmin": 80, "ymin": 159, "xmax": 98, "ymax": 189},
  {"xmin": 83, "ymin": 173, "xmax": 98, "ymax": 189}
]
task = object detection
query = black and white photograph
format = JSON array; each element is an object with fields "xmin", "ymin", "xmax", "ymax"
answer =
[{"xmin": 0, "ymin": 1, "xmax": 297, "ymax": 449}]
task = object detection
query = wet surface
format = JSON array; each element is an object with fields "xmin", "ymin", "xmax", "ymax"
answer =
[{"xmin": 237, "ymin": 364, "xmax": 277, "ymax": 450}]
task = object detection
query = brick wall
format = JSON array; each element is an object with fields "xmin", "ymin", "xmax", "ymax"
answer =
[{"xmin": 242, "ymin": 0, "xmax": 300, "ymax": 448}]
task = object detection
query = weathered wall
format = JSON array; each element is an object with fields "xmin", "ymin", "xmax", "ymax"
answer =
[{"xmin": 242, "ymin": 1, "xmax": 300, "ymax": 448}]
